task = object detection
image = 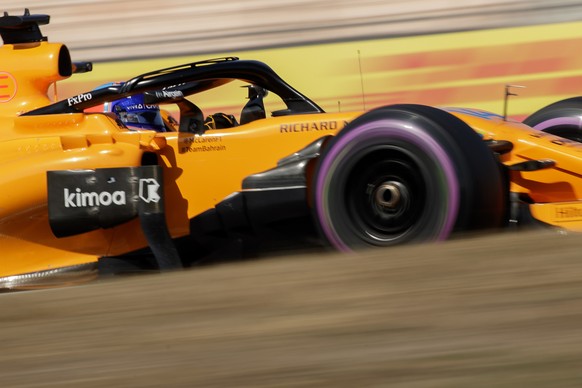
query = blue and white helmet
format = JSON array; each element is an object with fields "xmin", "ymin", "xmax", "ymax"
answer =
[{"xmin": 98, "ymin": 82, "xmax": 166, "ymax": 132}]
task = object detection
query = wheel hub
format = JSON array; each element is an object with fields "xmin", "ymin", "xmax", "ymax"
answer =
[
  {"xmin": 344, "ymin": 150, "xmax": 425, "ymax": 244},
  {"xmin": 371, "ymin": 180, "xmax": 409, "ymax": 213},
  {"xmin": 373, "ymin": 181, "xmax": 404, "ymax": 209}
]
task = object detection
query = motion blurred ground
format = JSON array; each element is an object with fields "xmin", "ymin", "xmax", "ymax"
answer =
[{"xmin": 2, "ymin": 229, "xmax": 582, "ymax": 387}]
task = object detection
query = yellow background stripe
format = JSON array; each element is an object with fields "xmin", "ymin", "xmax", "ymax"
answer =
[{"xmin": 59, "ymin": 20, "xmax": 582, "ymax": 119}]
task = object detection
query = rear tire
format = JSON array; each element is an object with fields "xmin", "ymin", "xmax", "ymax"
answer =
[
  {"xmin": 311, "ymin": 104, "xmax": 506, "ymax": 251},
  {"xmin": 524, "ymin": 97, "xmax": 582, "ymax": 142}
]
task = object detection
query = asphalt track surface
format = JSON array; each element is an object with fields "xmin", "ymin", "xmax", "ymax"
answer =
[{"xmin": 2, "ymin": 229, "xmax": 582, "ymax": 387}]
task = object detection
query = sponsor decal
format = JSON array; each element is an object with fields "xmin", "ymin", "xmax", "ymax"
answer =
[
  {"xmin": 154, "ymin": 90, "xmax": 184, "ymax": 99},
  {"xmin": 124, "ymin": 103, "xmax": 159, "ymax": 111},
  {"xmin": 139, "ymin": 178, "xmax": 161, "ymax": 203},
  {"xmin": 62, "ymin": 178, "xmax": 161, "ymax": 207},
  {"xmin": 0, "ymin": 72, "xmax": 17, "ymax": 103},
  {"xmin": 180, "ymin": 135, "xmax": 227, "ymax": 153},
  {"xmin": 279, "ymin": 120, "xmax": 348, "ymax": 133},
  {"xmin": 67, "ymin": 92, "xmax": 93, "ymax": 106},
  {"xmin": 64, "ymin": 188, "xmax": 126, "ymax": 208},
  {"xmin": 555, "ymin": 206, "xmax": 582, "ymax": 219}
]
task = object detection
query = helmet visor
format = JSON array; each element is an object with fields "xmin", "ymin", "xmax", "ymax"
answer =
[{"xmin": 114, "ymin": 101, "xmax": 166, "ymax": 132}]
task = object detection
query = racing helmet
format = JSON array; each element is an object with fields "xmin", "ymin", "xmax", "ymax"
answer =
[
  {"xmin": 94, "ymin": 82, "xmax": 166, "ymax": 132},
  {"xmin": 108, "ymin": 93, "xmax": 166, "ymax": 132}
]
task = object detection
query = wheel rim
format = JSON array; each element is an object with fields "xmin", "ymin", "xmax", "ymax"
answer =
[{"xmin": 346, "ymin": 148, "xmax": 425, "ymax": 243}]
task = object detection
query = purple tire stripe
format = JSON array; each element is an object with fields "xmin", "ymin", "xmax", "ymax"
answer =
[
  {"xmin": 533, "ymin": 116, "xmax": 582, "ymax": 131},
  {"xmin": 315, "ymin": 119, "xmax": 460, "ymax": 252}
]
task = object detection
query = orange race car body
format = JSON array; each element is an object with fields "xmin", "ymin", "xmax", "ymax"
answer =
[{"xmin": 1, "ymin": 10, "xmax": 582, "ymax": 289}]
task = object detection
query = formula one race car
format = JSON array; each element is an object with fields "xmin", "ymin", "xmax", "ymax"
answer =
[{"xmin": 2, "ymin": 10, "xmax": 582, "ymax": 290}]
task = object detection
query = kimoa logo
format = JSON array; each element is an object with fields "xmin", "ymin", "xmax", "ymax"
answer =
[{"xmin": 64, "ymin": 188, "xmax": 126, "ymax": 208}]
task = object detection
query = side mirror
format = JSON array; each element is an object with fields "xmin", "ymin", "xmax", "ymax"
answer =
[{"xmin": 72, "ymin": 61, "xmax": 93, "ymax": 74}]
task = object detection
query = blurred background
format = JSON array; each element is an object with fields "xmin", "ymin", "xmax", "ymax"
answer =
[{"xmin": 6, "ymin": 0, "xmax": 582, "ymax": 118}]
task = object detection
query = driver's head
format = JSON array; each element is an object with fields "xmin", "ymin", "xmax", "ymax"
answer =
[
  {"xmin": 91, "ymin": 82, "xmax": 166, "ymax": 132},
  {"xmin": 108, "ymin": 93, "xmax": 166, "ymax": 132}
]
